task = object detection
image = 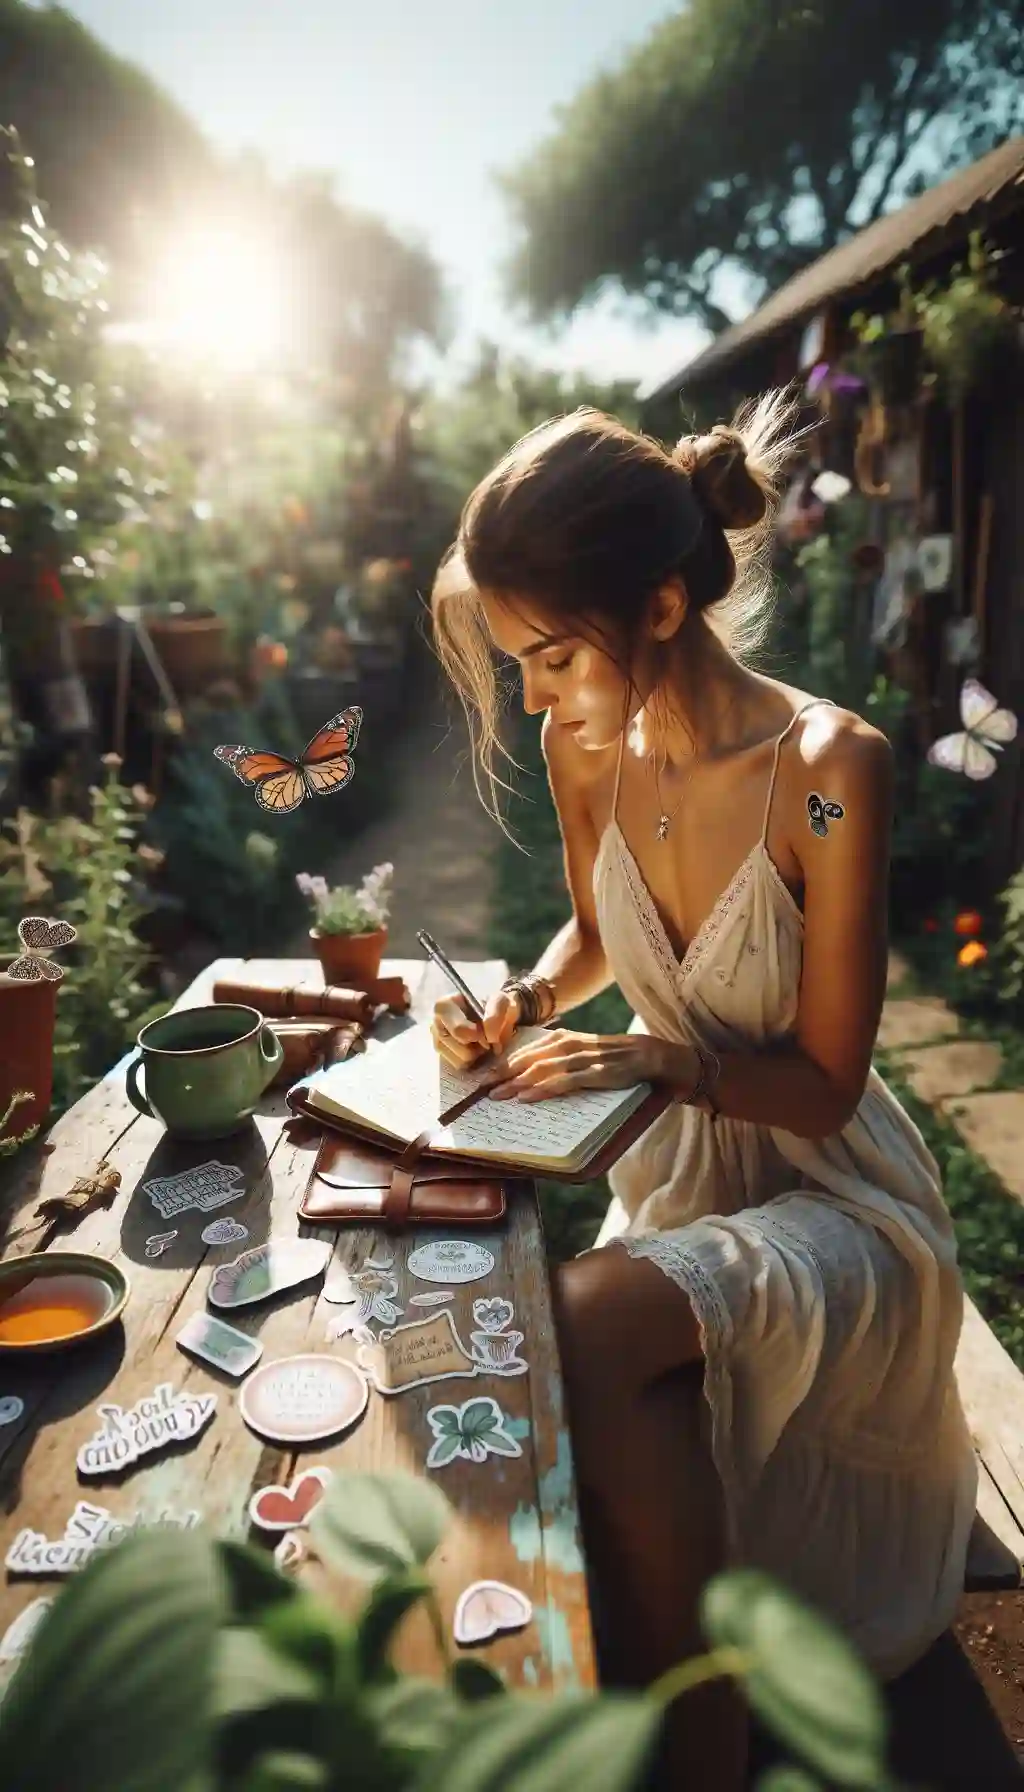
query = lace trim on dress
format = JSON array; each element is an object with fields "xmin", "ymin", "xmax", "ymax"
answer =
[
  {"xmin": 619, "ymin": 1234, "xmax": 732, "ymax": 1353},
  {"xmin": 610, "ymin": 822, "xmax": 759, "ymax": 991}
]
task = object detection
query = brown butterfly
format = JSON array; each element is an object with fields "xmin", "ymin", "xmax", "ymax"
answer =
[
  {"xmin": 8, "ymin": 916, "xmax": 77, "ymax": 982},
  {"xmin": 214, "ymin": 707, "xmax": 362, "ymax": 815}
]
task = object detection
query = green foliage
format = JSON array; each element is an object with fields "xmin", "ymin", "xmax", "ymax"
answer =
[
  {"xmin": 793, "ymin": 494, "xmax": 876, "ymax": 713},
  {"xmin": 299, "ymin": 865, "xmax": 394, "ymax": 938},
  {"xmin": 0, "ymin": 1088, "xmax": 37, "ymax": 1156},
  {"xmin": 497, "ymin": 0, "xmax": 1024, "ymax": 332},
  {"xmin": 0, "ymin": 1468, "xmax": 898, "ymax": 1792},
  {"xmin": 911, "ymin": 234, "xmax": 1018, "ymax": 402},
  {"xmin": 0, "ymin": 766, "xmax": 159, "ymax": 1111}
]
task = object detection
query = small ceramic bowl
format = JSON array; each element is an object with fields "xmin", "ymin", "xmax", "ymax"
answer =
[{"xmin": 0, "ymin": 1252, "xmax": 130, "ymax": 1353}]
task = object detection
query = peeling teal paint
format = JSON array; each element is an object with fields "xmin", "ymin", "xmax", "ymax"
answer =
[
  {"xmin": 522, "ymin": 1655, "xmax": 540, "ymax": 1687},
  {"xmin": 539, "ymin": 1507, "xmax": 584, "ymax": 1574},
  {"xmin": 538, "ymin": 1429, "xmax": 574, "ymax": 1510},
  {"xmin": 510, "ymin": 1501, "xmax": 542, "ymax": 1564},
  {"xmin": 535, "ymin": 1603, "xmax": 578, "ymax": 1683},
  {"xmin": 507, "ymin": 1416, "xmax": 532, "ymax": 1442}
]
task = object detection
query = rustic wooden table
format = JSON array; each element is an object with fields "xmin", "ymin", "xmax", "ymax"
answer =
[{"xmin": 0, "ymin": 956, "xmax": 596, "ymax": 1693}]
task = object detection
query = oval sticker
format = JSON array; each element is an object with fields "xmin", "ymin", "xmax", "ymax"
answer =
[{"xmin": 407, "ymin": 1241, "xmax": 495, "ymax": 1285}]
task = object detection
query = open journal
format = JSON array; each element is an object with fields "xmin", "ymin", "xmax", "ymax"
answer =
[{"xmin": 301, "ymin": 1022, "xmax": 652, "ymax": 1176}]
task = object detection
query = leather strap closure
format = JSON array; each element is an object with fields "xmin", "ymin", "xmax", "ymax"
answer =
[{"xmin": 382, "ymin": 1081, "xmax": 496, "ymax": 1229}]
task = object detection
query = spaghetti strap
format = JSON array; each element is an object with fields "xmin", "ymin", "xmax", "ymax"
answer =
[
  {"xmin": 760, "ymin": 698, "xmax": 836, "ymax": 844},
  {"xmin": 611, "ymin": 717, "xmax": 629, "ymax": 826}
]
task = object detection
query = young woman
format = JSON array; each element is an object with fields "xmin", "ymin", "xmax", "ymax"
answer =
[{"xmin": 429, "ymin": 397, "xmax": 976, "ymax": 1786}]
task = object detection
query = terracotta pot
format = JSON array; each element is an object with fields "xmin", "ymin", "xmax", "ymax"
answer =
[
  {"xmin": 310, "ymin": 927, "xmax": 387, "ymax": 988},
  {"xmin": 0, "ymin": 966, "xmax": 57, "ymax": 1144},
  {"xmin": 145, "ymin": 615, "xmax": 229, "ymax": 697}
]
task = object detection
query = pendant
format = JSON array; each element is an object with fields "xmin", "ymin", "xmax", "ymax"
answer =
[{"xmin": 657, "ymin": 815, "xmax": 670, "ymax": 842}]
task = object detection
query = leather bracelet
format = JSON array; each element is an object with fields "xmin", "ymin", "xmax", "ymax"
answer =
[{"xmin": 502, "ymin": 972, "xmax": 557, "ymax": 1027}]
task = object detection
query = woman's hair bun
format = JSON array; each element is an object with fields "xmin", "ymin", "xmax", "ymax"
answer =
[{"xmin": 674, "ymin": 423, "xmax": 769, "ymax": 531}]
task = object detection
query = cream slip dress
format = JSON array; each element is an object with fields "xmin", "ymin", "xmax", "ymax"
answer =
[{"xmin": 592, "ymin": 697, "xmax": 977, "ymax": 1680}]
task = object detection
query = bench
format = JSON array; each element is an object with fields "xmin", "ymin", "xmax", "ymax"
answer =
[
  {"xmin": 958, "ymin": 1297, "xmax": 1024, "ymax": 1591},
  {"xmin": 0, "ymin": 955, "xmax": 597, "ymax": 1694}
]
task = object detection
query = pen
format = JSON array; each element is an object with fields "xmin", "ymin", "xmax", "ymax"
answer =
[{"xmin": 416, "ymin": 929, "xmax": 488, "ymax": 1026}]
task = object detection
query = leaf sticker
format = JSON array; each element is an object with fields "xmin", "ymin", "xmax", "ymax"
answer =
[{"xmin": 424, "ymin": 1398, "xmax": 524, "ymax": 1472}]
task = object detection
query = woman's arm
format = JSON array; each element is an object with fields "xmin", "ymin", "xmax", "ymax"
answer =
[{"xmin": 525, "ymin": 711, "xmax": 614, "ymax": 1012}]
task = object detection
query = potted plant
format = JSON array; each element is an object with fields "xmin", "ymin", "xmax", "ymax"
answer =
[
  {"xmin": 914, "ymin": 232, "xmax": 1019, "ymax": 403},
  {"xmin": 298, "ymin": 862, "xmax": 393, "ymax": 986},
  {"xmin": 849, "ymin": 269, "xmax": 923, "ymax": 407}
]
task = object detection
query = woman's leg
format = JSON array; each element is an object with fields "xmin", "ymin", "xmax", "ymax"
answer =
[{"xmin": 553, "ymin": 1244, "xmax": 747, "ymax": 1792}]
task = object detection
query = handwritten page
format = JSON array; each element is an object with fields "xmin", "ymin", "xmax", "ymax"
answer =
[{"xmin": 307, "ymin": 1024, "xmax": 648, "ymax": 1167}]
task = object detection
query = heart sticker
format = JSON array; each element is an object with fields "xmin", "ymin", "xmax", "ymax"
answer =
[
  {"xmin": 453, "ymin": 1580, "xmax": 533, "ymax": 1647},
  {"xmin": 249, "ymin": 1467, "xmax": 332, "ymax": 1533}
]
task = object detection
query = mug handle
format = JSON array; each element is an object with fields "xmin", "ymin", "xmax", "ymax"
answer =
[
  {"xmin": 258, "ymin": 1023, "xmax": 285, "ymax": 1091},
  {"xmin": 125, "ymin": 1052, "xmax": 154, "ymax": 1118}
]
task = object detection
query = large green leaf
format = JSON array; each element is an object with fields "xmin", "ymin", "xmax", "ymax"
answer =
[
  {"xmin": 413, "ymin": 1691, "xmax": 659, "ymax": 1792},
  {"xmin": 449, "ymin": 1657, "xmax": 507, "ymax": 1703},
  {"xmin": 755, "ymin": 1768, "xmax": 825, "ymax": 1791},
  {"xmin": 309, "ymin": 1472, "xmax": 451, "ymax": 1582},
  {"xmin": 211, "ymin": 1629, "xmax": 319, "ymax": 1720},
  {"xmin": 356, "ymin": 1571, "xmax": 432, "ymax": 1681},
  {"xmin": 0, "ymin": 1527, "xmax": 224, "ymax": 1792},
  {"xmin": 241, "ymin": 1754, "xmax": 328, "ymax": 1791},
  {"xmin": 368, "ymin": 1677, "xmax": 462, "ymax": 1755},
  {"xmin": 701, "ymin": 1572, "xmax": 888, "ymax": 1788},
  {"xmin": 219, "ymin": 1542, "xmax": 299, "ymax": 1621}
]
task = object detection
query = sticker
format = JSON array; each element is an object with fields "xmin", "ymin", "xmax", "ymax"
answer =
[
  {"xmin": 273, "ymin": 1530, "xmax": 308, "ymax": 1576},
  {"xmin": 176, "ymin": 1311, "xmax": 263, "ymax": 1379},
  {"xmin": 323, "ymin": 1261, "xmax": 357, "ymax": 1305},
  {"xmin": 76, "ymin": 1383, "xmax": 217, "ymax": 1477},
  {"xmin": 145, "ymin": 1231, "xmax": 178, "ymax": 1259},
  {"xmin": 201, "ymin": 1217, "xmax": 249, "ymax": 1247},
  {"xmin": 408, "ymin": 1291, "xmax": 455, "ymax": 1308},
  {"xmin": 8, "ymin": 914, "xmax": 76, "ymax": 984},
  {"xmin": 407, "ymin": 1241, "xmax": 495, "ymax": 1285},
  {"xmin": 0, "ymin": 1397, "xmax": 25, "ymax": 1427},
  {"xmin": 143, "ymin": 1162, "xmax": 245, "ymax": 1220},
  {"xmin": 239, "ymin": 1354, "xmax": 369, "ymax": 1445},
  {"xmin": 363, "ymin": 1250, "xmax": 395, "ymax": 1270},
  {"xmin": 927, "ymin": 678, "xmax": 1019, "ymax": 781},
  {"xmin": 469, "ymin": 1298, "xmax": 528, "ymax": 1376},
  {"xmin": 424, "ymin": 1396, "xmax": 523, "ymax": 1470},
  {"xmin": 5, "ymin": 1503, "xmax": 201, "ymax": 1576},
  {"xmin": 249, "ymin": 1467, "xmax": 333, "ymax": 1533},
  {"xmin": 0, "ymin": 1597, "xmax": 53, "ymax": 1663},
  {"xmin": 213, "ymin": 706, "xmax": 362, "ymax": 814},
  {"xmin": 352, "ymin": 1269, "xmax": 403, "ymax": 1327},
  {"xmin": 208, "ymin": 1239, "xmax": 331, "ymax": 1310},
  {"xmin": 325, "ymin": 1312, "xmax": 375, "ymax": 1344},
  {"xmin": 454, "ymin": 1580, "xmax": 533, "ymax": 1647},
  {"xmin": 807, "ymin": 792, "xmax": 845, "ymax": 837},
  {"xmin": 357, "ymin": 1310, "xmax": 479, "ymax": 1396}
]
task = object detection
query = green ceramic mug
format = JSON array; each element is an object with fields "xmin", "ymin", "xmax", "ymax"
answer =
[{"xmin": 125, "ymin": 1005, "xmax": 284, "ymax": 1140}]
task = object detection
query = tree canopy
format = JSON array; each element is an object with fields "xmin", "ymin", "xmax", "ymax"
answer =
[{"xmin": 499, "ymin": 0, "xmax": 1024, "ymax": 334}]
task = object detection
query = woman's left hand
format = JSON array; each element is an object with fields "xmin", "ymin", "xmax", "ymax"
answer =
[{"xmin": 485, "ymin": 1028, "xmax": 690, "ymax": 1102}]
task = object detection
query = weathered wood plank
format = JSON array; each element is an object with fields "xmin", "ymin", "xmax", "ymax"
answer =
[
  {"xmin": 0, "ymin": 956, "xmax": 597, "ymax": 1695},
  {"xmin": 956, "ymin": 1295, "xmax": 1024, "ymax": 1592}
]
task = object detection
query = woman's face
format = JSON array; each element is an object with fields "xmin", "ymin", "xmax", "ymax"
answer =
[{"xmin": 482, "ymin": 592, "xmax": 639, "ymax": 751}]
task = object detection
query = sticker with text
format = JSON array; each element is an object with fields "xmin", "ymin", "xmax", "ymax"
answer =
[
  {"xmin": 76, "ymin": 1383, "xmax": 217, "ymax": 1478},
  {"xmin": 424, "ymin": 1396, "xmax": 523, "ymax": 1470},
  {"xmin": 249, "ymin": 1467, "xmax": 333, "ymax": 1533},
  {"xmin": 357, "ymin": 1310, "xmax": 480, "ymax": 1396},
  {"xmin": 5, "ymin": 1503, "xmax": 201, "ymax": 1576},
  {"xmin": 454, "ymin": 1580, "xmax": 533, "ymax": 1647},
  {"xmin": 408, "ymin": 1240, "xmax": 494, "ymax": 1285},
  {"xmin": 208, "ymin": 1239, "xmax": 331, "ymax": 1310},
  {"xmin": 176, "ymin": 1311, "xmax": 263, "ymax": 1379},
  {"xmin": 239, "ymin": 1354, "xmax": 369, "ymax": 1446},
  {"xmin": 143, "ymin": 1162, "xmax": 245, "ymax": 1220}
]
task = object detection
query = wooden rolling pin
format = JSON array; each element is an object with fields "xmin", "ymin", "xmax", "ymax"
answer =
[{"xmin": 212, "ymin": 980, "xmax": 377, "ymax": 1024}]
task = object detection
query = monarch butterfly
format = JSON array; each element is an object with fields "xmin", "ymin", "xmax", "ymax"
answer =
[
  {"xmin": 214, "ymin": 707, "xmax": 362, "ymax": 814},
  {"xmin": 7, "ymin": 915, "xmax": 77, "ymax": 982},
  {"xmin": 807, "ymin": 793, "xmax": 845, "ymax": 838},
  {"xmin": 927, "ymin": 678, "xmax": 1018, "ymax": 781}
]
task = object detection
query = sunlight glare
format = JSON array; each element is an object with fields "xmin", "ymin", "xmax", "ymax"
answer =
[{"xmin": 146, "ymin": 224, "xmax": 288, "ymax": 371}]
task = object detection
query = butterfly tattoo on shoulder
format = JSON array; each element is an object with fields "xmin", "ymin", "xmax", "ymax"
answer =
[
  {"xmin": 213, "ymin": 707, "xmax": 362, "ymax": 814},
  {"xmin": 807, "ymin": 792, "xmax": 845, "ymax": 837}
]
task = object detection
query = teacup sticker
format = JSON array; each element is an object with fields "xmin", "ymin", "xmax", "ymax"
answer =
[
  {"xmin": 5, "ymin": 1503, "xmax": 201, "ymax": 1576},
  {"xmin": 240, "ymin": 1354, "xmax": 369, "ymax": 1445},
  {"xmin": 76, "ymin": 1383, "xmax": 217, "ymax": 1477},
  {"xmin": 249, "ymin": 1467, "xmax": 332, "ymax": 1533},
  {"xmin": 424, "ymin": 1396, "xmax": 523, "ymax": 1470},
  {"xmin": 201, "ymin": 1217, "xmax": 249, "ymax": 1247},
  {"xmin": 208, "ymin": 1239, "xmax": 331, "ymax": 1310},
  {"xmin": 469, "ymin": 1298, "xmax": 528, "ymax": 1377},
  {"xmin": 454, "ymin": 1580, "xmax": 533, "ymax": 1647},
  {"xmin": 407, "ymin": 1241, "xmax": 494, "ymax": 1286},
  {"xmin": 0, "ymin": 1596, "xmax": 53, "ymax": 1664},
  {"xmin": 356, "ymin": 1311, "xmax": 479, "ymax": 1396},
  {"xmin": 143, "ymin": 1162, "xmax": 245, "ymax": 1220},
  {"xmin": 176, "ymin": 1311, "xmax": 263, "ymax": 1379}
]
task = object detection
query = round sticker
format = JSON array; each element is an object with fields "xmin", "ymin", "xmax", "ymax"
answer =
[
  {"xmin": 0, "ymin": 1396, "xmax": 24, "ymax": 1427},
  {"xmin": 239, "ymin": 1354, "xmax": 369, "ymax": 1445},
  {"xmin": 407, "ymin": 1241, "xmax": 495, "ymax": 1286}
]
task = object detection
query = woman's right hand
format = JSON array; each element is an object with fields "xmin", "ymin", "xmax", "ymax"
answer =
[{"xmin": 431, "ymin": 987, "xmax": 522, "ymax": 1071}]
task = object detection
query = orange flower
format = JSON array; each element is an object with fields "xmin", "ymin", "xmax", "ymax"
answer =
[
  {"xmin": 957, "ymin": 940, "xmax": 988, "ymax": 967},
  {"xmin": 954, "ymin": 910, "xmax": 983, "ymax": 936}
]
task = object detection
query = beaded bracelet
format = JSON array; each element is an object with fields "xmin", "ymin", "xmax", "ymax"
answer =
[{"xmin": 501, "ymin": 971, "xmax": 557, "ymax": 1027}]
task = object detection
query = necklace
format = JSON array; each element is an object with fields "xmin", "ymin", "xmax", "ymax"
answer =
[{"xmin": 652, "ymin": 751, "xmax": 697, "ymax": 842}]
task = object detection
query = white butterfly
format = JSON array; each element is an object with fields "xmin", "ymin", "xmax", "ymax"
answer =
[{"xmin": 927, "ymin": 679, "xmax": 1018, "ymax": 781}]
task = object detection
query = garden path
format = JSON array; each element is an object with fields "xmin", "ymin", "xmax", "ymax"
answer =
[{"xmin": 291, "ymin": 667, "xmax": 498, "ymax": 959}]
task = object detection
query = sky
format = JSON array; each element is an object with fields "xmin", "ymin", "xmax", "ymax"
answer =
[{"xmin": 65, "ymin": 0, "xmax": 713, "ymax": 394}]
